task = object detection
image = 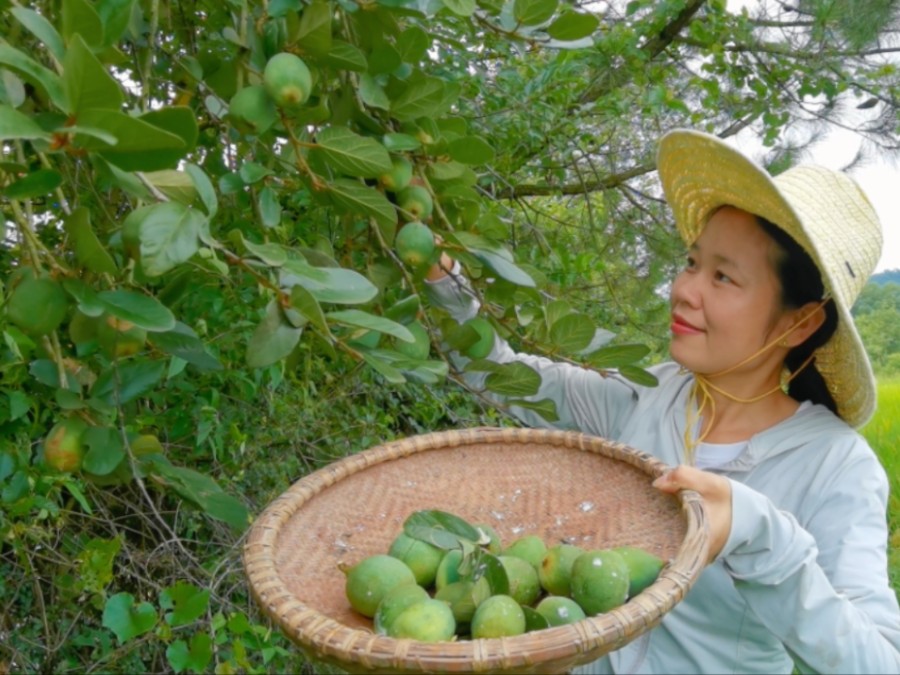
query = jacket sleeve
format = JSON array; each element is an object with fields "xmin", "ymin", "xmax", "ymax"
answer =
[
  {"xmin": 423, "ymin": 263, "xmax": 639, "ymax": 438},
  {"xmin": 721, "ymin": 456, "xmax": 900, "ymax": 674}
]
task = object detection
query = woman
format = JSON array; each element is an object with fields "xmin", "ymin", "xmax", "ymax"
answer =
[{"xmin": 425, "ymin": 130, "xmax": 900, "ymax": 673}]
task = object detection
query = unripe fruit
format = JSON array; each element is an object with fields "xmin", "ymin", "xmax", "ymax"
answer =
[
  {"xmin": 43, "ymin": 418, "xmax": 88, "ymax": 472},
  {"xmin": 570, "ymin": 549, "xmax": 630, "ymax": 615},
  {"xmin": 342, "ymin": 554, "xmax": 417, "ymax": 618},
  {"xmin": 462, "ymin": 317, "xmax": 495, "ymax": 359},
  {"xmin": 396, "ymin": 185, "xmax": 434, "ymax": 221},
  {"xmin": 263, "ymin": 52, "xmax": 312, "ymax": 108},
  {"xmin": 7, "ymin": 277, "xmax": 68, "ymax": 336},
  {"xmin": 228, "ymin": 85, "xmax": 277, "ymax": 135},
  {"xmin": 388, "ymin": 531, "xmax": 444, "ymax": 587},
  {"xmin": 388, "ymin": 598, "xmax": 456, "ymax": 642},
  {"xmin": 394, "ymin": 222, "xmax": 435, "ymax": 268},
  {"xmin": 470, "ymin": 595, "xmax": 526, "ymax": 638},
  {"xmin": 380, "ymin": 157, "xmax": 413, "ymax": 192},
  {"xmin": 97, "ymin": 316, "xmax": 147, "ymax": 359}
]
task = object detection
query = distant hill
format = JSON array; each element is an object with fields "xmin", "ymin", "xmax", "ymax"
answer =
[{"xmin": 871, "ymin": 269, "xmax": 900, "ymax": 286}]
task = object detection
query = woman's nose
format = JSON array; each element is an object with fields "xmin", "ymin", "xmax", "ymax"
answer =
[{"xmin": 671, "ymin": 270, "xmax": 701, "ymax": 307}]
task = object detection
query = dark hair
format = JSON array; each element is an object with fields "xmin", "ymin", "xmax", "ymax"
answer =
[{"xmin": 757, "ymin": 217, "xmax": 839, "ymax": 414}]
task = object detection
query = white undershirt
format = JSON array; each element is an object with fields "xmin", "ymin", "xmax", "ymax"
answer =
[{"xmin": 692, "ymin": 400, "xmax": 813, "ymax": 469}]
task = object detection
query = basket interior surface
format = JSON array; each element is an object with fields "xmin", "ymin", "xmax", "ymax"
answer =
[{"xmin": 269, "ymin": 435, "xmax": 686, "ymax": 632}]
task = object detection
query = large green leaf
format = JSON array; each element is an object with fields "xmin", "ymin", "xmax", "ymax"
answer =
[
  {"xmin": 322, "ymin": 40, "xmax": 367, "ymax": 72},
  {"xmin": 145, "ymin": 460, "xmax": 250, "ymax": 531},
  {"xmin": 183, "ymin": 163, "xmax": 218, "ymax": 218},
  {"xmin": 62, "ymin": 0, "xmax": 105, "ymax": 50},
  {"xmin": 166, "ymin": 633, "xmax": 213, "ymax": 675},
  {"xmin": 454, "ymin": 232, "xmax": 536, "ymax": 288},
  {"xmin": 0, "ymin": 105, "xmax": 52, "ymax": 142},
  {"xmin": 138, "ymin": 107, "xmax": 199, "ymax": 166},
  {"xmin": 442, "ymin": 0, "xmax": 476, "ymax": 16},
  {"xmin": 547, "ymin": 9, "xmax": 600, "ymax": 40},
  {"xmin": 74, "ymin": 110, "xmax": 187, "ymax": 171},
  {"xmin": 447, "ymin": 136, "xmax": 495, "ymax": 165},
  {"xmin": 102, "ymin": 593, "xmax": 158, "ymax": 644},
  {"xmin": 327, "ymin": 178, "xmax": 397, "ymax": 234},
  {"xmin": 63, "ymin": 34, "xmax": 124, "ymax": 114},
  {"xmin": 360, "ymin": 352, "xmax": 407, "ymax": 384},
  {"xmin": 391, "ymin": 75, "xmax": 451, "ymax": 121},
  {"xmin": 91, "ymin": 360, "xmax": 167, "ymax": 405},
  {"xmin": 403, "ymin": 509, "xmax": 481, "ymax": 549},
  {"xmin": 2, "ymin": 168, "xmax": 62, "ymax": 199},
  {"xmin": 507, "ymin": 398, "xmax": 559, "ymax": 422},
  {"xmin": 0, "ymin": 44, "xmax": 68, "ymax": 111},
  {"xmin": 281, "ymin": 258, "xmax": 378, "ymax": 305},
  {"xmin": 484, "ymin": 362, "xmax": 541, "ymax": 396},
  {"xmin": 514, "ymin": 0, "xmax": 558, "ymax": 26},
  {"xmin": 82, "ymin": 426, "xmax": 126, "ymax": 476},
  {"xmin": 63, "ymin": 207, "xmax": 118, "ymax": 275},
  {"xmin": 246, "ymin": 300, "xmax": 304, "ymax": 368},
  {"xmin": 160, "ymin": 582, "xmax": 210, "ymax": 627},
  {"xmin": 326, "ymin": 310, "xmax": 414, "ymax": 342},
  {"xmin": 292, "ymin": 0, "xmax": 333, "ymax": 55},
  {"xmin": 151, "ymin": 325, "xmax": 223, "ymax": 372},
  {"xmin": 549, "ymin": 313, "xmax": 595, "ymax": 353},
  {"xmin": 125, "ymin": 202, "xmax": 206, "ymax": 277},
  {"xmin": 95, "ymin": 0, "xmax": 136, "ymax": 48},
  {"xmin": 586, "ymin": 343, "xmax": 651, "ymax": 368},
  {"xmin": 312, "ymin": 127, "xmax": 392, "ymax": 178},
  {"xmin": 9, "ymin": 7, "xmax": 65, "ymax": 61},
  {"xmin": 97, "ymin": 290, "xmax": 175, "ymax": 332}
]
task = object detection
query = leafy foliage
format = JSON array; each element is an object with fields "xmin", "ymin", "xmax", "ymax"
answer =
[{"xmin": 1, "ymin": 0, "xmax": 899, "ymax": 671}]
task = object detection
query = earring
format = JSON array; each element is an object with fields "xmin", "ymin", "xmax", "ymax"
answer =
[{"xmin": 779, "ymin": 339, "xmax": 790, "ymax": 348}]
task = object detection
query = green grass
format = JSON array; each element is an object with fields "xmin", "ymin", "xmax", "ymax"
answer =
[{"xmin": 860, "ymin": 376, "xmax": 900, "ymax": 601}]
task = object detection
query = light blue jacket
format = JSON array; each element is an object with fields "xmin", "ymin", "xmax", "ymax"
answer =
[{"xmin": 426, "ymin": 269, "xmax": 900, "ymax": 674}]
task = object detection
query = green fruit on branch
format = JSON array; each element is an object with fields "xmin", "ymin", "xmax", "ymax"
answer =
[
  {"xmin": 43, "ymin": 418, "xmax": 88, "ymax": 472},
  {"xmin": 228, "ymin": 85, "xmax": 277, "ymax": 135},
  {"xmin": 263, "ymin": 52, "xmax": 312, "ymax": 108},
  {"xmin": 393, "ymin": 321, "xmax": 431, "ymax": 360},
  {"xmin": 394, "ymin": 221, "xmax": 435, "ymax": 268},
  {"xmin": 569, "ymin": 549, "xmax": 630, "ymax": 615},
  {"xmin": 97, "ymin": 315, "xmax": 147, "ymax": 359},
  {"xmin": 379, "ymin": 156, "xmax": 413, "ymax": 192},
  {"xmin": 396, "ymin": 185, "xmax": 434, "ymax": 221},
  {"xmin": 462, "ymin": 317, "xmax": 496, "ymax": 359},
  {"xmin": 6, "ymin": 277, "xmax": 68, "ymax": 336},
  {"xmin": 341, "ymin": 554, "xmax": 416, "ymax": 618}
]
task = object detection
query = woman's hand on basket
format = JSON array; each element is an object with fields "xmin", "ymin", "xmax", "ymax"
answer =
[{"xmin": 653, "ymin": 466, "xmax": 732, "ymax": 565}]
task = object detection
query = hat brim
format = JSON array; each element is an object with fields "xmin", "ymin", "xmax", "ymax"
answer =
[{"xmin": 656, "ymin": 130, "xmax": 876, "ymax": 428}]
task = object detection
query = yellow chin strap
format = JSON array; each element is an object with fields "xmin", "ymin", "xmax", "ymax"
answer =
[{"xmin": 683, "ymin": 297, "xmax": 829, "ymax": 464}]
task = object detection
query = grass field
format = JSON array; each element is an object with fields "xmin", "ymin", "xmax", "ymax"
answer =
[{"xmin": 860, "ymin": 376, "xmax": 900, "ymax": 600}]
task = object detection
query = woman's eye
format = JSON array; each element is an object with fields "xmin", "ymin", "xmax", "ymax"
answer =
[
  {"xmin": 715, "ymin": 271, "xmax": 732, "ymax": 283},
  {"xmin": 684, "ymin": 256, "xmax": 696, "ymax": 269}
]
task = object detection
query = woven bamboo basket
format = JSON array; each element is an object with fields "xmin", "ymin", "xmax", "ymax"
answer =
[{"xmin": 243, "ymin": 427, "xmax": 708, "ymax": 674}]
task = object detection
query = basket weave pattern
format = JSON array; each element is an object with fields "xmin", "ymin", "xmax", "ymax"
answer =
[{"xmin": 243, "ymin": 427, "xmax": 708, "ymax": 674}]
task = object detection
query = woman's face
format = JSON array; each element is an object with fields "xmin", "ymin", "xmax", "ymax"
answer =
[{"xmin": 669, "ymin": 206, "xmax": 795, "ymax": 376}]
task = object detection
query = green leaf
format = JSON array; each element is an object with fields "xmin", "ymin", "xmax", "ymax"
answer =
[
  {"xmin": 455, "ymin": 232, "xmax": 536, "ymax": 288},
  {"xmin": 146, "ymin": 460, "xmax": 250, "ymax": 531},
  {"xmin": 618, "ymin": 365, "xmax": 659, "ymax": 387},
  {"xmin": 359, "ymin": 74, "xmax": 390, "ymax": 111},
  {"xmin": 327, "ymin": 178, "xmax": 397, "ymax": 234},
  {"xmin": 383, "ymin": 132, "xmax": 421, "ymax": 152},
  {"xmin": 82, "ymin": 426, "xmax": 126, "ymax": 476},
  {"xmin": 2, "ymin": 169, "xmax": 62, "ymax": 199},
  {"xmin": 484, "ymin": 362, "xmax": 541, "ymax": 396},
  {"xmin": 160, "ymin": 582, "xmax": 210, "ymax": 627},
  {"xmin": 547, "ymin": 10, "xmax": 600, "ymax": 40},
  {"xmin": 91, "ymin": 360, "xmax": 166, "ymax": 405},
  {"xmin": 166, "ymin": 633, "xmax": 213, "ymax": 674},
  {"xmin": 586, "ymin": 343, "xmax": 651, "ymax": 368},
  {"xmin": 74, "ymin": 108, "xmax": 185, "ymax": 156},
  {"xmin": 391, "ymin": 75, "xmax": 449, "ymax": 121},
  {"xmin": 142, "ymin": 169, "xmax": 199, "ymax": 205},
  {"xmin": 293, "ymin": 0, "xmax": 333, "ymax": 55},
  {"xmin": 360, "ymin": 352, "xmax": 407, "ymax": 384},
  {"xmin": 63, "ymin": 207, "xmax": 118, "ymax": 275},
  {"xmin": 523, "ymin": 605, "xmax": 552, "ymax": 631},
  {"xmin": 246, "ymin": 300, "xmax": 303, "ymax": 368},
  {"xmin": 0, "ymin": 105, "xmax": 52, "ymax": 142},
  {"xmin": 258, "ymin": 186, "xmax": 282, "ymax": 228},
  {"xmin": 62, "ymin": 0, "xmax": 105, "ymax": 49},
  {"xmin": 322, "ymin": 40, "xmax": 367, "ymax": 72},
  {"xmin": 243, "ymin": 238, "xmax": 288, "ymax": 266},
  {"xmin": 472, "ymin": 550, "xmax": 509, "ymax": 595},
  {"xmin": 289, "ymin": 285, "xmax": 331, "ymax": 336},
  {"xmin": 102, "ymin": 593, "xmax": 158, "ymax": 644},
  {"xmin": 281, "ymin": 258, "xmax": 378, "ymax": 305},
  {"xmin": 125, "ymin": 202, "xmax": 206, "ymax": 277},
  {"xmin": 96, "ymin": 107, "xmax": 198, "ymax": 172},
  {"xmin": 507, "ymin": 397, "xmax": 559, "ymax": 422},
  {"xmin": 151, "ymin": 325, "xmax": 223, "ymax": 372},
  {"xmin": 0, "ymin": 44, "xmax": 68, "ymax": 111},
  {"xmin": 326, "ymin": 310, "xmax": 414, "ymax": 342},
  {"xmin": 549, "ymin": 313, "xmax": 595, "ymax": 353},
  {"xmin": 98, "ymin": 289, "xmax": 176, "ymax": 332},
  {"xmin": 397, "ymin": 26, "xmax": 431, "ymax": 63},
  {"xmin": 63, "ymin": 34, "xmax": 124, "ymax": 114},
  {"xmin": 10, "ymin": 7, "xmax": 66, "ymax": 61},
  {"xmin": 514, "ymin": 0, "xmax": 559, "ymax": 25},
  {"xmin": 447, "ymin": 136, "xmax": 495, "ymax": 165},
  {"xmin": 183, "ymin": 163, "xmax": 218, "ymax": 218},
  {"xmin": 403, "ymin": 509, "xmax": 481, "ymax": 549},
  {"xmin": 313, "ymin": 127, "xmax": 392, "ymax": 178},
  {"xmin": 442, "ymin": 0, "xmax": 477, "ymax": 16}
]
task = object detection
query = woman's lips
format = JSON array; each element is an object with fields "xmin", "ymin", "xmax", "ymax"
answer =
[{"xmin": 671, "ymin": 314, "xmax": 703, "ymax": 335}]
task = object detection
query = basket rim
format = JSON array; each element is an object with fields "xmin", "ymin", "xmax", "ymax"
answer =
[{"xmin": 243, "ymin": 426, "xmax": 709, "ymax": 674}]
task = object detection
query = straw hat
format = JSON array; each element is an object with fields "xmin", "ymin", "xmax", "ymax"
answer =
[{"xmin": 656, "ymin": 129, "xmax": 882, "ymax": 428}]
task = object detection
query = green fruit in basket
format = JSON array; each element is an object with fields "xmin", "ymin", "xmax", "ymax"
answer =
[
  {"xmin": 539, "ymin": 543, "xmax": 585, "ymax": 597},
  {"xmin": 535, "ymin": 596, "xmax": 587, "ymax": 627},
  {"xmin": 342, "ymin": 554, "xmax": 417, "ymax": 618},
  {"xmin": 470, "ymin": 594, "xmax": 526, "ymax": 639},
  {"xmin": 570, "ymin": 549, "xmax": 630, "ymax": 616},
  {"xmin": 388, "ymin": 531, "xmax": 444, "ymax": 587},
  {"xmin": 374, "ymin": 582, "xmax": 430, "ymax": 635},
  {"xmin": 387, "ymin": 598, "xmax": 456, "ymax": 642},
  {"xmin": 502, "ymin": 535, "xmax": 548, "ymax": 571},
  {"xmin": 435, "ymin": 548, "xmax": 464, "ymax": 591},
  {"xmin": 473, "ymin": 523, "xmax": 502, "ymax": 554},
  {"xmin": 434, "ymin": 577, "xmax": 491, "ymax": 624},
  {"xmin": 498, "ymin": 555, "xmax": 541, "ymax": 607},
  {"xmin": 613, "ymin": 546, "xmax": 665, "ymax": 599}
]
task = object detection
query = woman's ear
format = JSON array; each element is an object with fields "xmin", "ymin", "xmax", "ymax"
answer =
[{"xmin": 783, "ymin": 301, "xmax": 827, "ymax": 348}]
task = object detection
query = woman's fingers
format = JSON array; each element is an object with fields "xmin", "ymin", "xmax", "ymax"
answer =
[{"xmin": 653, "ymin": 465, "xmax": 733, "ymax": 564}]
